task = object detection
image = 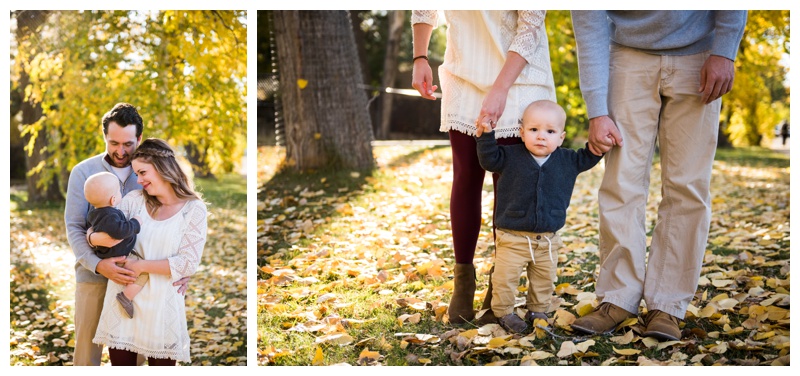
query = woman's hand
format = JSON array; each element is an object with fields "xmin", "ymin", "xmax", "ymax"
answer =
[
  {"xmin": 412, "ymin": 59, "xmax": 438, "ymax": 100},
  {"xmin": 87, "ymin": 228, "xmax": 123, "ymax": 248},
  {"xmin": 123, "ymin": 258, "xmax": 144, "ymax": 277},
  {"xmin": 478, "ymin": 86, "xmax": 510, "ymax": 128}
]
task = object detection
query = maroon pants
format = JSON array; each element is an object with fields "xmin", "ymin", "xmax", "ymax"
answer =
[
  {"xmin": 109, "ymin": 348, "xmax": 176, "ymax": 366},
  {"xmin": 449, "ymin": 130, "xmax": 522, "ymax": 264}
]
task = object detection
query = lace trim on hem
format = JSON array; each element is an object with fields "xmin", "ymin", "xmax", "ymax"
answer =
[
  {"xmin": 441, "ymin": 121, "xmax": 521, "ymax": 139},
  {"xmin": 93, "ymin": 338, "xmax": 189, "ymax": 362}
]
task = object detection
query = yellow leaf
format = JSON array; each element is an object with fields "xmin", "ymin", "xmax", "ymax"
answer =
[
  {"xmin": 617, "ymin": 317, "xmax": 638, "ymax": 329},
  {"xmin": 418, "ymin": 358, "xmax": 431, "ymax": 364},
  {"xmin": 575, "ymin": 339, "xmax": 595, "ymax": 353},
  {"xmin": 641, "ymin": 337, "xmax": 660, "ymax": 348},
  {"xmin": 297, "ymin": 79, "xmax": 308, "ymax": 89},
  {"xmin": 610, "ymin": 330, "xmax": 634, "ymax": 345},
  {"xmin": 575, "ymin": 301, "xmax": 595, "ymax": 317},
  {"xmin": 314, "ymin": 133, "xmax": 322, "ymax": 140},
  {"xmin": 487, "ymin": 337, "xmax": 508, "ymax": 349},
  {"xmin": 312, "ymin": 346, "xmax": 324, "ymax": 366},
  {"xmin": 613, "ymin": 347, "xmax": 641, "ymax": 356},
  {"xmin": 557, "ymin": 341, "xmax": 578, "ymax": 358},
  {"xmin": 358, "ymin": 348, "xmax": 380, "ymax": 362},
  {"xmin": 527, "ymin": 350, "xmax": 554, "ymax": 360}
]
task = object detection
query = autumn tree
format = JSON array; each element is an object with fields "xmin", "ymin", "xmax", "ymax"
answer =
[
  {"xmin": 722, "ymin": 10, "xmax": 790, "ymax": 147},
  {"xmin": 272, "ymin": 10, "xmax": 375, "ymax": 171},
  {"xmin": 11, "ymin": 10, "xmax": 247, "ymax": 201},
  {"xmin": 13, "ymin": 10, "xmax": 62, "ymax": 202}
]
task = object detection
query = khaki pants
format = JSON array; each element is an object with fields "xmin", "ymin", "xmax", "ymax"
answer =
[
  {"xmin": 491, "ymin": 229, "xmax": 562, "ymax": 317},
  {"xmin": 74, "ymin": 282, "xmax": 107, "ymax": 366},
  {"xmin": 596, "ymin": 45, "xmax": 720, "ymax": 319}
]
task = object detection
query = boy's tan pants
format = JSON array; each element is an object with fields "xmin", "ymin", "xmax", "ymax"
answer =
[
  {"xmin": 597, "ymin": 45, "xmax": 720, "ymax": 319},
  {"xmin": 491, "ymin": 229, "xmax": 562, "ymax": 317}
]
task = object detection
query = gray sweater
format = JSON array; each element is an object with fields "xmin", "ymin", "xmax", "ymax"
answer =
[
  {"xmin": 571, "ymin": 10, "xmax": 748, "ymax": 119},
  {"xmin": 64, "ymin": 153, "xmax": 141, "ymax": 283}
]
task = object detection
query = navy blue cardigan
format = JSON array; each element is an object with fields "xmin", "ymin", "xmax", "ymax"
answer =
[{"xmin": 476, "ymin": 132, "xmax": 603, "ymax": 233}]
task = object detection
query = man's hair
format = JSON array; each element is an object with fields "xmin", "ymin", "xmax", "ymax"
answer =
[{"xmin": 102, "ymin": 103, "xmax": 143, "ymax": 137}]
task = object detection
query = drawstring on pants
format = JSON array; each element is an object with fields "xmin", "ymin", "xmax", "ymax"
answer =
[{"xmin": 524, "ymin": 234, "xmax": 553, "ymax": 265}]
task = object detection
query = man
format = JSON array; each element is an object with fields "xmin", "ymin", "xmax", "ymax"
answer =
[
  {"xmin": 569, "ymin": 11, "xmax": 747, "ymax": 341},
  {"xmin": 64, "ymin": 103, "xmax": 188, "ymax": 365}
]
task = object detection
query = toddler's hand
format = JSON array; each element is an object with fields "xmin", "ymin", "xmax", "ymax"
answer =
[{"xmin": 475, "ymin": 121, "xmax": 493, "ymax": 137}]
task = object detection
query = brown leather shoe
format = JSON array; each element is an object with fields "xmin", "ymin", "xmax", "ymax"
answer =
[
  {"xmin": 447, "ymin": 263, "xmax": 476, "ymax": 324},
  {"xmin": 642, "ymin": 310, "xmax": 682, "ymax": 341},
  {"xmin": 116, "ymin": 292, "xmax": 134, "ymax": 318},
  {"xmin": 570, "ymin": 302, "xmax": 634, "ymax": 334}
]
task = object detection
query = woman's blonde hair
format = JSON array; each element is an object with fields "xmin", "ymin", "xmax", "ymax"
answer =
[{"xmin": 132, "ymin": 138, "xmax": 202, "ymax": 215}]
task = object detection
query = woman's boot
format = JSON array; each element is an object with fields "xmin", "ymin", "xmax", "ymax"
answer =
[{"xmin": 448, "ymin": 263, "xmax": 476, "ymax": 324}]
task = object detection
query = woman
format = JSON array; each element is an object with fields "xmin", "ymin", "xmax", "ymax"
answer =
[
  {"xmin": 411, "ymin": 11, "xmax": 556, "ymax": 324},
  {"xmin": 92, "ymin": 138, "xmax": 207, "ymax": 365}
]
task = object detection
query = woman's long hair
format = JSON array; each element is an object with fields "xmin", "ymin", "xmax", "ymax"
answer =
[{"xmin": 131, "ymin": 138, "xmax": 202, "ymax": 215}]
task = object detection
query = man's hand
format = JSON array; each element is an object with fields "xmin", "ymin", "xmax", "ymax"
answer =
[
  {"xmin": 588, "ymin": 115, "xmax": 623, "ymax": 155},
  {"xmin": 96, "ymin": 256, "xmax": 137, "ymax": 285},
  {"xmin": 700, "ymin": 55, "xmax": 735, "ymax": 104},
  {"xmin": 173, "ymin": 277, "xmax": 191, "ymax": 296}
]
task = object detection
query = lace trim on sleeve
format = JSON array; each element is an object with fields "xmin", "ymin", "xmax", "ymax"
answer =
[
  {"xmin": 411, "ymin": 10, "xmax": 438, "ymax": 26},
  {"xmin": 168, "ymin": 200, "xmax": 207, "ymax": 281},
  {"xmin": 508, "ymin": 10, "xmax": 546, "ymax": 63}
]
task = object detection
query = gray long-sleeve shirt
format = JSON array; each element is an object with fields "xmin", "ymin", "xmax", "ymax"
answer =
[
  {"xmin": 571, "ymin": 10, "xmax": 748, "ymax": 119},
  {"xmin": 64, "ymin": 153, "xmax": 141, "ymax": 283}
]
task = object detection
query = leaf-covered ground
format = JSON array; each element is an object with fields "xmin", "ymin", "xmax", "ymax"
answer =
[
  {"xmin": 9, "ymin": 174, "xmax": 247, "ymax": 366},
  {"xmin": 258, "ymin": 144, "xmax": 789, "ymax": 366}
]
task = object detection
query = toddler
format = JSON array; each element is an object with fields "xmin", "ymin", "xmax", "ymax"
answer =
[
  {"xmin": 475, "ymin": 100, "xmax": 603, "ymax": 333},
  {"xmin": 84, "ymin": 171, "xmax": 147, "ymax": 318}
]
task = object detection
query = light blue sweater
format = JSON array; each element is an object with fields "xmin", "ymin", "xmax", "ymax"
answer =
[
  {"xmin": 571, "ymin": 10, "xmax": 748, "ymax": 119},
  {"xmin": 64, "ymin": 153, "xmax": 142, "ymax": 283}
]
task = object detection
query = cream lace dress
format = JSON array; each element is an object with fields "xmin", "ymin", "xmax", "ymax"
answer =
[
  {"xmin": 412, "ymin": 11, "xmax": 556, "ymax": 139},
  {"xmin": 93, "ymin": 190, "xmax": 207, "ymax": 362}
]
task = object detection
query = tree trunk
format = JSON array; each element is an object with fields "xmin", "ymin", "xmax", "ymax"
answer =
[
  {"xmin": 717, "ymin": 104, "xmax": 733, "ymax": 148},
  {"xmin": 273, "ymin": 10, "xmax": 374, "ymax": 171},
  {"xmin": 15, "ymin": 10, "xmax": 62, "ymax": 202},
  {"xmin": 377, "ymin": 10, "xmax": 405, "ymax": 140},
  {"xmin": 349, "ymin": 11, "xmax": 370, "ymax": 85}
]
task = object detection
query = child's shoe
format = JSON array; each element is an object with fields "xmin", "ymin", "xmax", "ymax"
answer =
[
  {"xmin": 116, "ymin": 292, "xmax": 134, "ymax": 318},
  {"xmin": 499, "ymin": 313, "xmax": 528, "ymax": 334},
  {"xmin": 525, "ymin": 311, "xmax": 548, "ymax": 322}
]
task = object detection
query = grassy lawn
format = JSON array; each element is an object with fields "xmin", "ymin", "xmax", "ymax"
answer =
[
  {"xmin": 257, "ymin": 145, "xmax": 789, "ymax": 366},
  {"xmin": 9, "ymin": 173, "xmax": 247, "ymax": 366}
]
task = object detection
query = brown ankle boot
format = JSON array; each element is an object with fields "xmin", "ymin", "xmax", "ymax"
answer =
[
  {"xmin": 475, "ymin": 266, "xmax": 498, "ymax": 325},
  {"xmin": 448, "ymin": 263, "xmax": 476, "ymax": 324}
]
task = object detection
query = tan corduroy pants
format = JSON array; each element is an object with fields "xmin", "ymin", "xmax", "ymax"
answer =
[
  {"xmin": 74, "ymin": 282, "xmax": 107, "ymax": 366},
  {"xmin": 596, "ymin": 45, "xmax": 721, "ymax": 319},
  {"xmin": 491, "ymin": 229, "xmax": 562, "ymax": 317}
]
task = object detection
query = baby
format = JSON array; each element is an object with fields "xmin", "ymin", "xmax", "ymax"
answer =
[
  {"xmin": 84, "ymin": 171, "xmax": 148, "ymax": 319},
  {"xmin": 475, "ymin": 100, "xmax": 603, "ymax": 333}
]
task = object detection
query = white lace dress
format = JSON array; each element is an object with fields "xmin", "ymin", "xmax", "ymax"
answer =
[
  {"xmin": 93, "ymin": 190, "xmax": 207, "ymax": 362},
  {"xmin": 412, "ymin": 10, "xmax": 556, "ymax": 139}
]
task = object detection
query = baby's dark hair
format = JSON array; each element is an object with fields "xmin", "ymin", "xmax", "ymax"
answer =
[{"xmin": 102, "ymin": 103, "xmax": 143, "ymax": 137}]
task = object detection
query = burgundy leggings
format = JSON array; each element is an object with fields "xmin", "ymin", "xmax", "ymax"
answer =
[
  {"xmin": 449, "ymin": 130, "xmax": 522, "ymax": 264},
  {"xmin": 109, "ymin": 348, "xmax": 176, "ymax": 366}
]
